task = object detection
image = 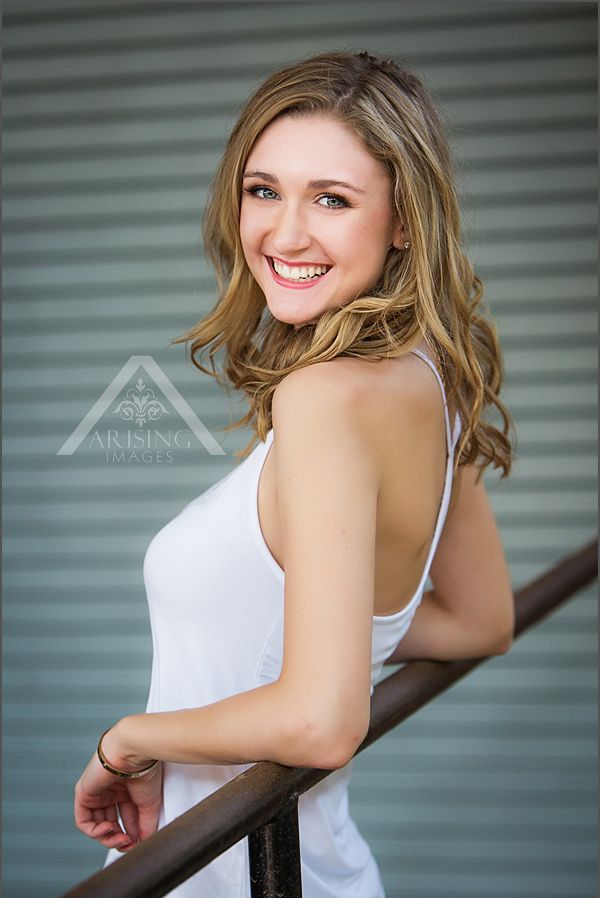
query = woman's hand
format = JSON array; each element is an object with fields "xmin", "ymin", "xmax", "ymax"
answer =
[{"xmin": 74, "ymin": 728, "xmax": 163, "ymax": 853}]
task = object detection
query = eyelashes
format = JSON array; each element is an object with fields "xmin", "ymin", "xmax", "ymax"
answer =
[{"xmin": 242, "ymin": 185, "xmax": 351, "ymax": 210}]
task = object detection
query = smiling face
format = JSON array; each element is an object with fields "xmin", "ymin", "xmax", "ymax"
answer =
[{"xmin": 239, "ymin": 113, "xmax": 406, "ymax": 327}]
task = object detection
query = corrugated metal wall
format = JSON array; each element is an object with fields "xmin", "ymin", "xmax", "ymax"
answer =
[{"xmin": 2, "ymin": 2, "xmax": 597, "ymax": 896}]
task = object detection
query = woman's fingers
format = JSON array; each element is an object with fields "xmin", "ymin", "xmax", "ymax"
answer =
[
  {"xmin": 100, "ymin": 831, "xmax": 134, "ymax": 851},
  {"xmin": 74, "ymin": 817, "xmax": 130, "ymax": 848},
  {"xmin": 73, "ymin": 755, "xmax": 162, "ymax": 851},
  {"xmin": 74, "ymin": 801, "xmax": 131, "ymax": 848},
  {"xmin": 91, "ymin": 805, "xmax": 117, "ymax": 826},
  {"xmin": 92, "ymin": 820, "xmax": 134, "ymax": 851},
  {"xmin": 137, "ymin": 804, "xmax": 160, "ymax": 842},
  {"xmin": 75, "ymin": 806, "xmax": 140, "ymax": 852},
  {"xmin": 117, "ymin": 798, "xmax": 140, "ymax": 844}
]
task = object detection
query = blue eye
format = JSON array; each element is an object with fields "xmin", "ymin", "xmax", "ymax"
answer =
[
  {"xmin": 318, "ymin": 194, "xmax": 347, "ymax": 209},
  {"xmin": 245, "ymin": 186, "xmax": 278, "ymax": 201},
  {"xmin": 243, "ymin": 185, "xmax": 350, "ymax": 209}
]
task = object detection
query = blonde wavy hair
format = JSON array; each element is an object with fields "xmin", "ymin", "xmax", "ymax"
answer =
[{"xmin": 171, "ymin": 50, "xmax": 516, "ymax": 478}]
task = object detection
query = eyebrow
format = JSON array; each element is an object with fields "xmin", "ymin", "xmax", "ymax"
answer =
[{"xmin": 242, "ymin": 170, "xmax": 365, "ymax": 194}]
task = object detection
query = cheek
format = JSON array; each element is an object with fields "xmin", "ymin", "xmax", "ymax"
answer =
[
  {"xmin": 240, "ymin": 214, "xmax": 271, "ymax": 265},
  {"xmin": 239, "ymin": 201, "xmax": 260, "ymax": 236},
  {"xmin": 353, "ymin": 217, "xmax": 392, "ymax": 262}
]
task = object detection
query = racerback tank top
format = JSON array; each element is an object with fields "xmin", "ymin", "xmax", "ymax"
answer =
[{"xmin": 104, "ymin": 347, "xmax": 462, "ymax": 898}]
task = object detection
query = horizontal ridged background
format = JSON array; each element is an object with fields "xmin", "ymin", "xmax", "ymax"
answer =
[{"xmin": 2, "ymin": 2, "xmax": 597, "ymax": 897}]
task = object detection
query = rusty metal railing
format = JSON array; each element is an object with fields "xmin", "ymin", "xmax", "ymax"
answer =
[{"xmin": 59, "ymin": 539, "xmax": 597, "ymax": 898}]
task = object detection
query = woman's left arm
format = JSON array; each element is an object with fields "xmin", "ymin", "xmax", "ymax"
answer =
[
  {"xmin": 75, "ymin": 364, "xmax": 379, "ymax": 846},
  {"xmin": 384, "ymin": 461, "xmax": 515, "ymax": 664}
]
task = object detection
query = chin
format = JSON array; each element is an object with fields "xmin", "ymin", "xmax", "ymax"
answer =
[
  {"xmin": 264, "ymin": 304, "xmax": 319, "ymax": 328},
  {"xmin": 292, "ymin": 320, "xmax": 318, "ymax": 330}
]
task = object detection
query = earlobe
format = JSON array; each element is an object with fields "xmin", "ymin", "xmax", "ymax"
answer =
[{"xmin": 390, "ymin": 221, "xmax": 409, "ymax": 251}]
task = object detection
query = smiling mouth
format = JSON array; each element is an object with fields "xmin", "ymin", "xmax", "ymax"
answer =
[{"xmin": 266, "ymin": 256, "xmax": 333, "ymax": 285}]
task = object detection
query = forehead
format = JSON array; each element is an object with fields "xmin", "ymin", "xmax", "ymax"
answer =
[{"xmin": 246, "ymin": 113, "xmax": 386, "ymax": 181}]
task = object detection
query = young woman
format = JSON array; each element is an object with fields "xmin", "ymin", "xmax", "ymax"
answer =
[{"xmin": 74, "ymin": 50, "xmax": 516, "ymax": 898}]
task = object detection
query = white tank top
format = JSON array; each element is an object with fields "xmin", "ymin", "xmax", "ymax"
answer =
[{"xmin": 104, "ymin": 348, "xmax": 462, "ymax": 898}]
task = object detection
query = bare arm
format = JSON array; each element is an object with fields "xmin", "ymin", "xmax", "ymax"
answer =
[
  {"xmin": 101, "ymin": 364, "xmax": 378, "ymax": 774},
  {"xmin": 75, "ymin": 368, "xmax": 382, "ymax": 851},
  {"xmin": 384, "ymin": 462, "xmax": 514, "ymax": 664}
]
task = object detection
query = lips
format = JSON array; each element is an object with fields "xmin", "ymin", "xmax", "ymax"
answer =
[
  {"xmin": 270, "ymin": 255, "xmax": 331, "ymax": 270},
  {"xmin": 265, "ymin": 255, "xmax": 332, "ymax": 290}
]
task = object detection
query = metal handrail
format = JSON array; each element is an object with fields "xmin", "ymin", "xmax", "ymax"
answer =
[{"xmin": 59, "ymin": 539, "xmax": 598, "ymax": 898}]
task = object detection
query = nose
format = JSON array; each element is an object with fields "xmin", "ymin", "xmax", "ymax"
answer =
[{"xmin": 269, "ymin": 200, "xmax": 312, "ymax": 256}]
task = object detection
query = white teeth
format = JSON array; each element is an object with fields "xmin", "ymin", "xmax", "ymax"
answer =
[{"xmin": 272, "ymin": 259, "xmax": 329, "ymax": 281}]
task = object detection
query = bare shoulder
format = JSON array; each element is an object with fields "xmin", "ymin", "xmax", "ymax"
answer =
[
  {"xmin": 273, "ymin": 358, "xmax": 366, "ymax": 406},
  {"xmin": 273, "ymin": 354, "xmax": 432, "ymax": 434},
  {"xmin": 271, "ymin": 359, "xmax": 383, "ymax": 490}
]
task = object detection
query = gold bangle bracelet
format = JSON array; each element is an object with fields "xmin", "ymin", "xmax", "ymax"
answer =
[{"xmin": 96, "ymin": 728, "xmax": 159, "ymax": 779}]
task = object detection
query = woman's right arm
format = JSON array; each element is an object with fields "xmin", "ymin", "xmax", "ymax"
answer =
[{"xmin": 384, "ymin": 462, "xmax": 515, "ymax": 664}]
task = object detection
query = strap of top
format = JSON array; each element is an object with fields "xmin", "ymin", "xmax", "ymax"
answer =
[
  {"xmin": 406, "ymin": 347, "xmax": 462, "ymax": 602},
  {"xmin": 409, "ymin": 348, "xmax": 462, "ymax": 454}
]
